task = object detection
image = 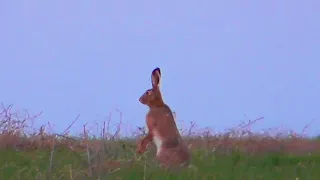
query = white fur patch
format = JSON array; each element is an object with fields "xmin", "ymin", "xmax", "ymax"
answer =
[
  {"xmin": 152, "ymin": 131, "xmax": 163, "ymax": 155},
  {"xmin": 144, "ymin": 125, "xmax": 162, "ymax": 155}
]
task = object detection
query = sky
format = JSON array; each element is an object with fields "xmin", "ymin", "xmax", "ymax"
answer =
[{"xmin": 1, "ymin": 1, "xmax": 319, "ymax": 137}]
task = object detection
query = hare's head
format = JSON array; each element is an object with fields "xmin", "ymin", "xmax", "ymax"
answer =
[{"xmin": 139, "ymin": 67, "xmax": 164, "ymax": 106}]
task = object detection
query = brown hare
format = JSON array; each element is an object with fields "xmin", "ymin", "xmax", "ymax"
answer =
[{"xmin": 136, "ymin": 67, "xmax": 191, "ymax": 168}]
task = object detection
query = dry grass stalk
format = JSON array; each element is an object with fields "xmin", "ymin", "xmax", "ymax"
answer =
[{"xmin": 0, "ymin": 104, "xmax": 319, "ymax": 179}]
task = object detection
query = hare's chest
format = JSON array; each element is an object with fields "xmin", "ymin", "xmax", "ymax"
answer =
[
  {"xmin": 152, "ymin": 131, "xmax": 163, "ymax": 154},
  {"xmin": 145, "ymin": 112, "xmax": 163, "ymax": 153},
  {"xmin": 145, "ymin": 111, "xmax": 160, "ymax": 131},
  {"xmin": 144, "ymin": 125, "xmax": 163, "ymax": 154}
]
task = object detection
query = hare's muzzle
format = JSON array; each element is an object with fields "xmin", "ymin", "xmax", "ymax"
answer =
[{"xmin": 139, "ymin": 96, "xmax": 146, "ymax": 104}]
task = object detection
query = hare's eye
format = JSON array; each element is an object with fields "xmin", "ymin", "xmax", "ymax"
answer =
[{"xmin": 146, "ymin": 90, "xmax": 152, "ymax": 95}]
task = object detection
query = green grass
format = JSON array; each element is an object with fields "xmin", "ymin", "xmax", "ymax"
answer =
[
  {"xmin": 1, "ymin": 105, "xmax": 319, "ymax": 179},
  {"xmin": 0, "ymin": 144, "xmax": 319, "ymax": 180}
]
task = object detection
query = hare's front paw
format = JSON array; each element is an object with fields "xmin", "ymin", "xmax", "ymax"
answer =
[
  {"xmin": 136, "ymin": 148, "xmax": 142, "ymax": 154},
  {"xmin": 136, "ymin": 145, "xmax": 145, "ymax": 154}
]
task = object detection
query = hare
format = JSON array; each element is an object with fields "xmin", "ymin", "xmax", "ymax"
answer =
[{"xmin": 136, "ymin": 67, "xmax": 191, "ymax": 168}]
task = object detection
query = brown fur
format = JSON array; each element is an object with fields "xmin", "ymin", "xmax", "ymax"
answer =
[{"xmin": 136, "ymin": 67, "xmax": 191, "ymax": 168}]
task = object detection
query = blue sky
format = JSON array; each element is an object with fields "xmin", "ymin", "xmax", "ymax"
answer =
[{"xmin": 1, "ymin": 1, "xmax": 319, "ymax": 136}]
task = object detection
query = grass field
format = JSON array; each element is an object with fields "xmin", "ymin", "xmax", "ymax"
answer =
[
  {"xmin": 0, "ymin": 105, "xmax": 319, "ymax": 179},
  {"xmin": 0, "ymin": 138, "xmax": 319, "ymax": 180}
]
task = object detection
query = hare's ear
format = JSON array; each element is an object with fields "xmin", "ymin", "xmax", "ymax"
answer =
[{"xmin": 151, "ymin": 67, "xmax": 161, "ymax": 88}]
